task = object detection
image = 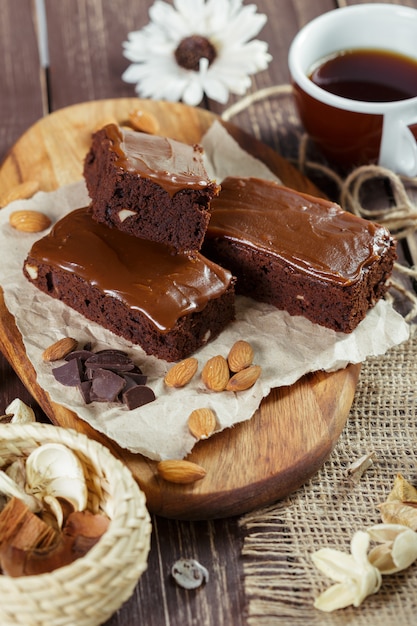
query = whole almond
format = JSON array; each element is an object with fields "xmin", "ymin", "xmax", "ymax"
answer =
[
  {"xmin": 227, "ymin": 340, "xmax": 254, "ymax": 373},
  {"xmin": 9, "ymin": 209, "xmax": 51, "ymax": 233},
  {"xmin": 42, "ymin": 337, "xmax": 78, "ymax": 362},
  {"xmin": 164, "ymin": 357, "xmax": 198, "ymax": 388},
  {"xmin": 226, "ymin": 365, "xmax": 261, "ymax": 392},
  {"xmin": 1, "ymin": 180, "xmax": 39, "ymax": 207},
  {"xmin": 157, "ymin": 459, "xmax": 206, "ymax": 484},
  {"xmin": 188, "ymin": 408, "xmax": 217, "ymax": 440},
  {"xmin": 129, "ymin": 109, "xmax": 160, "ymax": 134},
  {"xmin": 93, "ymin": 116, "xmax": 118, "ymax": 132},
  {"xmin": 201, "ymin": 355, "xmax": 229, "ymax": 391}
]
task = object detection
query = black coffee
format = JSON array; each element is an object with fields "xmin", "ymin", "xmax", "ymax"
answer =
[{"xmin": 309, "ymin": 48, "xmax": 417, "ymax": 102}]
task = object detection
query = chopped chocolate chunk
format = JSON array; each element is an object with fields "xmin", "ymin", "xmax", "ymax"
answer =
[
  {"xmin": 52, "ymin": 358, "xmax": 84, "ymax": 387},
  {"xmin": 65, "ymin": 349, "xmax": 95, "ymax": 362},
  {"xmin": 95, "ymin": 349, "xmax": 129, "ymax": 357},
  {"xmin": 78, "ymin": 380, "xmax": 93, "ymax": 404},
  {"xmin": 123, "ymin": 385, "xmax": 156, "ymax": 410},
  {"xmin": 90, "ymin": 368, "xmax": 126, "ymax": 403},
  {"xmin": 50, "ymin": 342, "xmax": 156, "ymax": 410},
  {"xmin": 84, "ymin": 352, "xmax": 135, "ymax": 372},
  {"xmin": 122, "ymin": 372, "xmax": 148, "ymax": 386}
]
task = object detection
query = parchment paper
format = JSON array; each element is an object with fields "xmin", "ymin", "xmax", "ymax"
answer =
[{"xmin": 0, "ymin": 122, "xmax": 410, "ymax": 460}]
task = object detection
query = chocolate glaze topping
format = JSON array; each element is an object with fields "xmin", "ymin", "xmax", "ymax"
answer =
[
  {"xmin": 208, "ymin": 177, "xmax": 393, "ymax": 285},
  {"xmin": 104, "ymin": 124, "xmax": 212, "ymax": 196},
  {"xmin": 29, "ymin": 207, "xmax": 233, "ymax": 331}
]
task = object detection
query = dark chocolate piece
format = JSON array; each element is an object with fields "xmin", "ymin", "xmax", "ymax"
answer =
[
  {"xmin": 85, "ymin": 352, "xmax": 135, "ymax": 372},
  {"xmin": 122, "ymin": 372, "xmax": 148, "ymax": 386},
  {"xmin": 51, "ymin": 343, "xmax": 156, "ymax": 410},
  {"xmin": 52, "ymin": 359, "xmax": 84, "ymax": 387},
  {"xmin": 123, "ymin": 385, "xmax": 156, "ymax": 410},
  {"xmin": 78, "ymin": 380, "xmax": 93, "ymax": 404},
  {"xmin": 90, "ymin": 368, "xmax": 126, "ymax": 403},
  {"xmin": 65, "ymin": 349, "xmax": 95, "ymax": 362}
]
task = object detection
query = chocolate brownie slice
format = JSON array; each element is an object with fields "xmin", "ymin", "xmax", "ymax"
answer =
[
  {"xmin": 203, "ymin": 176, "xmax": 396, "ymax": 333},
  {"xmin": 83, "ymin": 124, "xmax": 220, "ymax": 253},
  {"xmin": 24, "ymin": 207, "xmax": 235, "ymax": 362}
]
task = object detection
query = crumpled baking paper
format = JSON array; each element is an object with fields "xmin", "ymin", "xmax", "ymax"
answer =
[{"xmin": 0, "ymin": 122, "xmax": 410, "ymax": 460}]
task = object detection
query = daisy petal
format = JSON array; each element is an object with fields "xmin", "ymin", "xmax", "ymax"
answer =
[
  {"xmin": 121, "ymin": 0, "xmax": 271, "ymax": 104},
  {"xmin": 182, "ymin": 79, "xmax": 205, "ymax": 106}
]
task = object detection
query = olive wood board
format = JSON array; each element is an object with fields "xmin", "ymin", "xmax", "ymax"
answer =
[{"xmin": 0, "ymin": 98, "xmax": 361, "ymax": 520}]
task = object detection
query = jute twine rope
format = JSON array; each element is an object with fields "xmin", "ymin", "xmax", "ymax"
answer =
[{"xmin": 221, "ymin": 85, "xmax": 417, "ymax": 324}]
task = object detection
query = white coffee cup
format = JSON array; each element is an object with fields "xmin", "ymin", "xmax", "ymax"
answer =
[{"xmin": 288, "ymin": 3, "xmax": 417, "ymax": 174}]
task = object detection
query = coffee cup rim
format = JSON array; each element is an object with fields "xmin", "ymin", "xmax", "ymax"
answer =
[{"xmin": 288, "ymin": 3, "xmax": 417, "ymax": 114}]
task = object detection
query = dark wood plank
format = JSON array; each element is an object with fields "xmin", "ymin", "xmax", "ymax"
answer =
[
  {"xmin": 0, "ymin": 0, "xmax": 45, "ymax": 162},
  {"xmin": 0, "ymin": 0, "xmax": 44, "ymax": 416},
  {"xmin": 44, "ymin": 0, "xmax": 154, "ymax": 109}
]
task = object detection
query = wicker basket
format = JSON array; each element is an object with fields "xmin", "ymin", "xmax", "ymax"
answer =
[{"xmin": 0, "ymin": 422, "xmax": 151, "ymax": 626}]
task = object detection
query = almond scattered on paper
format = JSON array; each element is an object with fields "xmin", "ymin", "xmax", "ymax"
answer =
[
  {"xmin": 42, "ymin": 337, "xmax": 78, "ymax": 362},
  {"xmin": 164, "ymin": 357, "xmax": 198, "ymax": 388},
  {"xmin": 201, "ymin": 355, "xmax": 230, "ymax": 391},
  {"xmin": 226, "ymin": 365, "xmax": 261, "ymax": 392},
  {"xmin": 9, "ymin": 209, "xmax": 51, "ymax": 233},
  {"xmin": 188, "ymin": 408, "xmax": 217, "ymax": 440},
  {"xmin": 227, "ymin": 340, "xmax": 254, "ymax": 372}
]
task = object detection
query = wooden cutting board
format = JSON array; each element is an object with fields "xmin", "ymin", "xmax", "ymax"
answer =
[{"xmin": 0, "ymin": 98, "xmax": 360, "ymax": 520}]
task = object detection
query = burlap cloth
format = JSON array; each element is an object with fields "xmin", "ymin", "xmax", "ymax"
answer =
[
  {"xmin": 224, "ymin": 86, "xmax": 417, "ymax": 625},
  {"xmin": 238, "ymin": 330, "xmax": 417, "ymax": 624}
]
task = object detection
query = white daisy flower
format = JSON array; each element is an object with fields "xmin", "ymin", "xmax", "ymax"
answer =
[{"xmin": 122, "ymin": 0, "xmax": 272, "ymax": 106}]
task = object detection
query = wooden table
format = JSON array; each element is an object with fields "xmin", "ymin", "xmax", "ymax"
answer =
[{"xmin": 1, "ymin": 1, "xmax": 416, "ymax": 625}]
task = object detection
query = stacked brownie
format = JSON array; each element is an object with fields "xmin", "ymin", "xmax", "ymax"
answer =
[
  {"xmin": 23, "ymin": 123, "xmax": 396, "ymax": 367},
  {"xmin": 23, "ymin": 124, "xmax": 235, "ymax": 361},
  {"xmin": 83, "ymin": 124, "xmax": 220, "ymax": 253}
]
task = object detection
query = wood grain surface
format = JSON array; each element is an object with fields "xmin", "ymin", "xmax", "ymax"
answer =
[{"xmin": 0, "ymin": 97, "xmax": 360, "ymax": 520}]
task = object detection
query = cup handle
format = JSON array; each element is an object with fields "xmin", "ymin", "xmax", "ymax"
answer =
[{"xmin": 379, "ymin": 107, "xmax": 417, "ymax": 177}]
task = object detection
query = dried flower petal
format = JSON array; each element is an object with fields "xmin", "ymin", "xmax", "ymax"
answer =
[
  {"xmin": 25, "ymin": 443, "xmax": 88, "ymax": 513},
  {"xmin": 312, "ymin": 531, "xmax": 381, "ymax": 612},
  {"xmin": 0, "ymin": 470, "xmax": 41, "ymax": 513},
  {"xmin": 345, "ymin": 451, "xmax": 375, "ymax": 483},
  {"xmin": 387, "ymin": 474, "xmax": 417, "ymax": 503},
  {"xmin": 378, "ymin": 501, "xmax": 417, "ymax": 531},
  {"xmin": 367, "ymin": 524, "xmax": 417, "ymax": 574},
  {"xmin": 5, "ymin": 398, "xmax": 36, "ymax": 424},
  {"xmin": 312, "ymin": 548, "xmax": 359, "ymax": 582}
]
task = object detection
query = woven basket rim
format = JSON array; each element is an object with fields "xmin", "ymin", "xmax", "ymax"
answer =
[{"xmin": 0, "ymin": 422, "xmax": 151, "ymax": 588}]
